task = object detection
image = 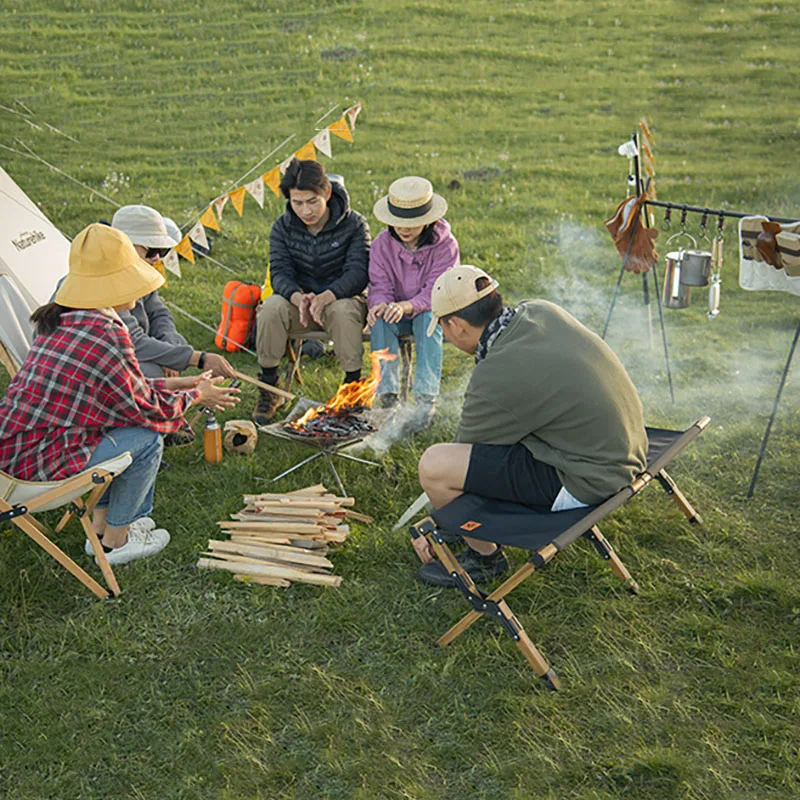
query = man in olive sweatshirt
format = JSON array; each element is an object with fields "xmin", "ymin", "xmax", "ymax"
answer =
[{"xmin": 414, "ymin": 265, "xmax": 648, "ymax": 587}]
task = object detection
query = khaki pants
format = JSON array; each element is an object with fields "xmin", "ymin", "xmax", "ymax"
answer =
[{"xmin": 256, "ymin": 294, "xmax": 367, "ymax": 372}]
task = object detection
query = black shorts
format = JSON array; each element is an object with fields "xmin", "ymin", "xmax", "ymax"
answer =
[{"xmin": 463, "ymin": 443, "xmax": 562, "ymax": 510}]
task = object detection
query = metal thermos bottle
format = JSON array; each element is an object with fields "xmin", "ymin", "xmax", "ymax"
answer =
[
  {"xmin": 203, "ymin": 413, "xmax": 223, "ymax": 464},
  {"xmin": 707, "ymin": 274, "xmax": 721, "ymax": 319}
]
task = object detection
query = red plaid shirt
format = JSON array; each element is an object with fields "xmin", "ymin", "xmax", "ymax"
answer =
[{"xmin": 0, "ymin": 309, "xmax": 198, "ymax": 481}]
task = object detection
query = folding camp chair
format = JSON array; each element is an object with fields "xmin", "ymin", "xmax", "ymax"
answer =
[
  {"xmin": 410, "ymin": 416, "xmax": 710, "ymax": 690},
  {"xmin": 0, "ymin": 452, "xmax": 133, "ymax": 599},
  {"xmin": 0, "ymin": 273, "xmax": 35, "ymax": 379}
]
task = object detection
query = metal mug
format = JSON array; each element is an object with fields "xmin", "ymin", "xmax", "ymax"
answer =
[{"xmin": 679, "ymin": 249, "xmax": 713, "ymax": 286}]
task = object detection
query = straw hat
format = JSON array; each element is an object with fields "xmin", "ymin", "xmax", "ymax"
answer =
[
  {"xmin": 55, "ymin": 223, "xmax": 165, "ymax": 309},
  {"xmin": 373, "ymin": 176, "xmax": 447, "ymax": 228},
  {"xmin": 426, "ymin": 265, "xmax": 500, "ymax": 336},
  {"xmin": 111, "ymin": 205, "xmax": 179, "ymax": 248}
]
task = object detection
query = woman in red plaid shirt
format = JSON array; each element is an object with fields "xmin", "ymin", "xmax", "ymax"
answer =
[{"xmin": 0, "ymin": 224, "xmax": 239, "ymax": 565}]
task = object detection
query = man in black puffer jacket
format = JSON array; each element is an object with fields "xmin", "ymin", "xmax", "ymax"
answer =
[{"xmin": 254, "ymin": 159, "xmax": 371, "ymax": 423}]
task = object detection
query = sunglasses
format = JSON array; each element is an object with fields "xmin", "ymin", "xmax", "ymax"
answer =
[{"xmin": 145, "ymin": 247, "xmax": 171, "ymax": 260}]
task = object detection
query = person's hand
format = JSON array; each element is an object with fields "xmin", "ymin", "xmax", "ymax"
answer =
[
  {"xmin": 309, "ymin": 290, "xmax": 336, "ymax": 326},
  {"xmin": 412, "ymin": 535, "xmax": 436, "ymax": 564},
  {"xmin": 203, "ymin": 352, "xmax": 236, "ymax": 379},
  {"xmin": 383, "ymin": 301, "xmax": 411, "ymax": 324},
  {"xmin": 292, "ymin": 292, "xmax": 315, "ymax": 327},
  {"xmin": 163, "ymin": 367, "xmax": 180, "ymax": 379},
  {"xmin": 366, "ymin": 303, "xmax": 388, "ymax": 327},
  {"xmin": 165, "ymin": 371, "xmax": 211, "ymax": 391},
  {"xmin": 195, "ymin": 375, "xmax": 241, "ymax": 411}
]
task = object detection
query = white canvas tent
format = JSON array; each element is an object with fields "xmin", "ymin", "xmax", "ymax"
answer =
[{"xmin": 0, "ymin": 165, "xmax": 70, "ymax": 311}]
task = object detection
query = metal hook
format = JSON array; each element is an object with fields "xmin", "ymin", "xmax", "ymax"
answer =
[
  {"xmin": 661, "ymin": 207, "xmax": 672, "ymax": 231},
  {"xmin": 716, "ymin": 213, "xmax": 725, "ymax": 239},
  {"xmin": 680, "ymin": 206, "xmax": 688, "ymax": 231},
  {"xmin": 698, "ymin": 209, "xmax": 710, "ymax": 241}
]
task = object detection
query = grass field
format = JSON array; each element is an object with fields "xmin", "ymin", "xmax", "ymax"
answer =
[{"xmin": 1, "ymin": 1, "xmax": 799, "ymax": 798}]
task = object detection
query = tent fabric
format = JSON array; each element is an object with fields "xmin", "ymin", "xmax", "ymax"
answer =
[{"xmin": 0, "ymin": 166, "xmax": 70, "ymax": 311}]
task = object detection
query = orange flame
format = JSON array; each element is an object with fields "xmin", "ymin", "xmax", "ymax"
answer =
[{"xmin": 289, "ymin": 348, "xmax": 397, "ymax": 429}]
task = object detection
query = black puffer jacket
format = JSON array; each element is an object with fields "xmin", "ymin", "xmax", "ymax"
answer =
[{"xmin": 269, "ymin": 182, "xmax": 371, "ymax": 300}]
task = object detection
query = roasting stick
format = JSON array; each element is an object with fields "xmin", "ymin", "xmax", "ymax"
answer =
[{"xmin": 232, "ymin": 370, "xmax": 297, "ymax": 401}]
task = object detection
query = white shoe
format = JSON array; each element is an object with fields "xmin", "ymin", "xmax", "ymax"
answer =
[
  {"xmin": 95, "ymin": 527, "xmax": 170, "ymax": 566},
  {"xmin": 85, "ymin": 517, "xmax": 156, "ymax": 556}
]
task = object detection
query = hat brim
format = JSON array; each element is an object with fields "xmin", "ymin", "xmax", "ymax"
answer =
[
  {"xmin": 426, "ymin": 314, "xmax": 440, "ymax": 337},
  {"xmin": 373, "ymin": 193, "xmax": 448, "ymax": 228},
  {"xmin": 55, "ymin": 256, "xmax": 165, "ymax": 309},
  {"xmin": 130, "ymin": 231, "xmax": 180, "ymax": 248},
  {"xmin": 426, "ymin": 279, "xmax": 500, "ymax": 337}
]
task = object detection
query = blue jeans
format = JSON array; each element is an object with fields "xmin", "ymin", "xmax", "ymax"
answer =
[
  {"xmin": 370, "ymin": 311, "xmax": 443, "ymax": 397},
  {"xmin": 85, "ymin": 427, "xmax": 164, "ymax": 528}
]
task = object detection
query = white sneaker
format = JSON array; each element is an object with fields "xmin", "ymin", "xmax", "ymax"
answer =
[
  {"xmin": 85, "ymin": 517, "xmax": 156, "ymax": 556},
  {"xmin": 95, "ymin": 527, "xmax": 170, "ymax": 566}
]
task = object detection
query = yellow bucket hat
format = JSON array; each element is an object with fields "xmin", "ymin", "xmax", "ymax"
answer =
[{"xmin": 55, "ymin": 223, "xmax": 165, "ymax": 309}]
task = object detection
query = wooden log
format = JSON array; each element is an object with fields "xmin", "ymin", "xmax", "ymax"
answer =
[
  {"xmin": 345, "ymin": 508, "xmax": 374, "ymax": 524},
  {"xmin": 234, "ymin": 574, "xmax": 291, "ymax": 587},
  {"xmin": 201, "ymin": 552, "xmax": 328, "ymax": 574},
  {"xmin": 208, "ymin": 539, "xmax": 334, "ymax": 569},
  {"xmin": 198, "ymin": 558, "xmax": 343, "ymax": 587}
]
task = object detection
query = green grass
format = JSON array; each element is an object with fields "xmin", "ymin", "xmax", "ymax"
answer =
[{"xmin": 1, "ymin": 1, "xmax": 800, "ymax": 797}]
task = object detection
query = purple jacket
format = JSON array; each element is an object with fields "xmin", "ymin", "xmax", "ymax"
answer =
[{"xmin": 367, "ymin": 219, "xmax": 460, "ymax": 316}]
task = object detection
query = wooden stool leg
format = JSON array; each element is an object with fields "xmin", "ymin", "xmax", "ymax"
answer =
[
  {"xmin": 585, "ymin": 525, "xmax": 639, "ymax": 595},
  {"xmin": 73, "ymin": 497, "xmax": 120, "ymax": 597},
  {"xmin": 657, "ymin": 469, "xmax": 702, "ymax": 524},
  {"xmin": 497, "ymin": 599, "xmax": 559, "ymax": 689}
]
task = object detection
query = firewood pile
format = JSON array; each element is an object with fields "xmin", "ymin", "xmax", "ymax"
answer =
[{"xmin": 197, "ymin": 484, "xmax": 373, "ymax": 588}]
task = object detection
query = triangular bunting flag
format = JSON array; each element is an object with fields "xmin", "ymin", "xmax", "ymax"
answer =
[
  {"xmin": 229, "ymin": 186, "xmax": 246, "ymax": 216},
  {"xmin": 162, "ymin": 250, "xmax": 182, "ymax": 277},
  {"xmin": 244, "ymin": 177, "xmax": 265, "ymax": 208},
  {"xmin": 213, "ymin": 195, "xmax": 228, "ymax": 219},
  {"xmin": 279, "ymin": 156, "xmax": 294, "ymax": 175},
  {"xmin": 174, "ymin": 236, "xmax": 195, "ymax": 265},
  {"xmin": 345, "ymin": 102, "xmax": 362, "ymax": 129},
  {"xmin": 313, "ymin": 128, "xmax": 332, "ymax": 158},
  {"xmin": 152, "ymin": 259, "xmax": 168, "ymax": 285},
  {"xmin": 263, "ymin": 166, "xmax": 281, "ymax": 197},
  {"xmin": 328, "ymin": 116, "xmax": 354, "ymax": 143},
  {"xmin": 294, "ymin": 141, "xmax": 316, "ymax": 161},
  {"xmin": 187, "ymin": 221, "xmax": 209, "ymax": 252},
  {"xmin": 200, "ymin": 205, "xmax": 221, "ymax": 232},
  {"xmin": 261, "ymin": 265, "xmax": 273, "ymax": 301}
]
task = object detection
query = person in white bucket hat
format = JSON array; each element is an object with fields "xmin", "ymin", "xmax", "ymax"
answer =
[
  {"xmin": 412, "ymin": 265, "xmax": 648, "ymax": 589},
  {"xmin": 367, "ymin": 176, "xmax": 460, "ymax": 432},
  {"xmin": 111, "ymin": 205, "xmax": 235, "ymax": 383}
]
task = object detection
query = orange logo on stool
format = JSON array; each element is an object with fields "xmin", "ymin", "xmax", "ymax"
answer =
[{"xmin": 460, "ymin": 520, "xmax": 482, "ymax": 531}]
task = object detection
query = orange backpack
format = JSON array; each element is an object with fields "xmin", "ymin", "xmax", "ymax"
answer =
[{"xmin": 215, "ymin": 281, "xmax": 261, "ymax": 352}]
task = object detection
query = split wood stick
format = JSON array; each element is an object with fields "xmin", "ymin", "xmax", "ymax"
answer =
[
  {"xmin": 235, "ymin": 506, "xmax": 324, "ymax": 519},
  {"xmin": 225, "ymin": 538, "xmax": 329, "ymax": 556},
  {"xmin": 253, "ymin": 500, "xmax": 344, "ymax": 511},
  {"xmin": 345, "ymin": 508, "xmax": 374, "ymax": 524},
  {"xmin": 232, "ymin": 369, "xmax": 296, "ymax": 401},
  {"xmin": 201, "ymin": 552, "xmax": 329, "ymax": 574},
  {"xmin": 229, "ymin": 513, "xmax": 327, "ymax": 526},
  {"xmin": 288, "ymin": 538, "xmax": 329, "ymax": 550},
  {"xmin": 234, "ymin": 574, "xmax": 291, "ymax": 587},
  {"xmin": 198, "ymin": 558, "xmax": 343, "ymax": 587},
  {"xmin": 220, "ymin": 520, "xmax": 325, "ymax": 532},
  {"xmin": 246, "ymin": 494, "xmax": 355, "ymax": 507},
  {"xmin": 228, "ymin": 532, "xmax": 326, "ymax": 546},
  {"xmin": 208, "ymin": 540, "xmax": 334, "ymax": 569},
  {"xmin": 230, "ymin": 535, "xmax": 294, "ymax": 546},
  {"xmin": 286, "ymin": 484, "xmax": 328, "ymax": 495}
]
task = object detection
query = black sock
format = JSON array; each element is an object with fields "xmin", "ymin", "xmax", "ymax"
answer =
[
  {"xmin": 259, "ymin": 367, "xmax": 278, "ymax": 385},
  {"xmin": 102, "ymin": 544, "xmax": 114, "ymax": 553},
  {"xmin": 344, "ymin": 370, "xmax": 361, "ymax": 384}
]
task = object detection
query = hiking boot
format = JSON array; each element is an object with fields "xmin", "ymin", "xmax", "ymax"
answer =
[
  {"xmin": 404, "ymin": 393, "xmax": 437, "ymax": 434},
  {"xmin": 95, "ymin": 526, "xmax": 170, "ymax": 566},
  {"xmin": 163, "ymin": 427, "xmax": 195, "ymax": 448},
  {"xmin": 377, "ymin": 393, "xmax": 399, "ymax": 410},
  {"xmin": 252, "ymin": 370, "xmax": 284, "ymax": 425},
  {"xmin": 416, "ymin": 546, "xmax": 509, "ymax": 588},
  {"xmin": 85, "ymin": 516, "xmax": 156, "ymax": 556}
]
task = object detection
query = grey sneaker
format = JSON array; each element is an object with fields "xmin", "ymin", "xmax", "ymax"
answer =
[
  {"xmin": 94, "ymin": 526, "xmax": 170, "ymax": 566},
  {"xmin": 85, "ymin": 517, "xmax": 156, "ymax": 556}
]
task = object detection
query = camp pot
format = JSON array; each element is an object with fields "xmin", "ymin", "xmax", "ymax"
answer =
[
  {"xmin": 679, "ymin": 249, "xmax": 712, "ymax": 286},
  {"xmin": 662, "ymin": 250, "xmax": 691, "ymax": 309}
]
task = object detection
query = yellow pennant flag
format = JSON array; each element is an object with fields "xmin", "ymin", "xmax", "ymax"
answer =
[
  {"xmin": 263, "ymin": 166, "xmax": 281, "ymax": 197},
  {"xmin": 174, "ymin": 236, "xmax": 195, "ymax": 264},
  {"xmin": 328, "ymin": 116, "xmax": 353, "ymax": 143},
  {"xmin": 294, "ymin": 141, "xmax": 316, "ymax": 161},
  {"xmin": 261, "ymin": 264, "xmax": 273, "ymax": 301},
  {"xmin": 152, "ymin": 260, "xmax": 168, "ymax": 285},
  {"xmin": 200, "ymin": 205, "xmax": 221, "ymax": 232},
  {"xmin": 229, "ymin": 186, "xmax": 247, "ymax": 216}
]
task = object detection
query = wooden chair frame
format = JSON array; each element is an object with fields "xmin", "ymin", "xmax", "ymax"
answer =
[
  {"xmin": 0, "ymin": 454, "xmax": 133, "ymax": 600},
  {"xmin": 410, "ymin": 417, "xmax": 710, "ymax": 690}
]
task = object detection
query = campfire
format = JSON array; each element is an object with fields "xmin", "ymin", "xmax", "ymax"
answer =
[{"xmin": 284, "ymin": 349, "xmax": 396, "ymax": 439}]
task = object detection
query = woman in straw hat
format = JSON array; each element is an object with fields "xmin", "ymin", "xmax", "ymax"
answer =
[
  {"xmin": 0, "ymin": 224, "xmax": 240, "ymax": 565},
  {"xmin": 368, "ymin": 176, "xmax": 460, "ymax": 431}
]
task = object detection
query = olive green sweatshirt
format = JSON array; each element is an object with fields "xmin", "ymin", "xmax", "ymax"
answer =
[{"xmin": 456, "ymin": 301, "xmax": 648, "ymax": 504}]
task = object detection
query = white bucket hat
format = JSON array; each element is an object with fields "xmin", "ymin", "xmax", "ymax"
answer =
[
  {"xmin": 373, "ymin": 176, "xmax": 448, "ymax": 228},
  {"xmin": 111, "ymin": 205, "xmax": 179, "ymax": 249}
]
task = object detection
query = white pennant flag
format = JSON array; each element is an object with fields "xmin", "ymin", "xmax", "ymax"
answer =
[
  {"xmin": 345, "ymin": 102, "xmax": 362, "ymax": 129},
  {"xmin": 279, "ymin": 156, "xmax": 294, "ymax": 175},
  {"xmin": 617, "ymin": 140, "xmax": 639, "ymax": 158},
  {"xmin": 162, "ymin": 250, "xmax": 182, "ymax": 278},
  {"xmin": 213, "ymin": 194, "xmax": 229, "ymax": 218},
  {"xmin": 313, "ymin": 128, "xmax": 332, "ymax": 158},
  {"xmin": 187, "ymin": 221, "xmax": 209, "ymax": 252},
  {"xmin": 245, "ymin": 177, "xmax": 265, "ymax": 208}
]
